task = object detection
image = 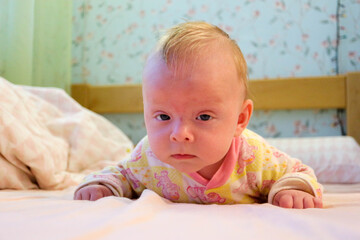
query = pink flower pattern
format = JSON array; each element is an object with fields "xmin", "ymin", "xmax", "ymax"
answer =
[
  {"xmin": 291, "ymin": 162, "xmax": 310, "ymax": 173},
  {"xmin": 187, "ymin": 186, "xmax": 226, "ymax": 204},
  {"xmin": 129, "ymin": 141, "xmax": 142, "ymax": 162},
  {"xmin": 261, "ymin": 180, "xmax": 275, "ymax": 191},
  {"xmin": 237, "ymin": 137, "xmax": 258, "ymax": 174},
  {"xmin": 154, "ymin": 171, "xmax": 180, "ymax": 201},
  {"xmin": 233, "ymin": 172, "xmax": 257, "ymax": 194},
  {"xmin": 120, "ymin": 168, "xmax": 140, "ymax": 189},
  {"xmin": 273, "ymin": 151, "xmax": 285, "ymax": 158}
]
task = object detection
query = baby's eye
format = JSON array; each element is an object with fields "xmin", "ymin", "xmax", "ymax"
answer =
[
  {"xmin": 156, "ymin": 114, "xmax": 171, "ymax": 121},
  {"xmin": 196, "ymin": 114, "xmax": 212, "ymax": 121}
]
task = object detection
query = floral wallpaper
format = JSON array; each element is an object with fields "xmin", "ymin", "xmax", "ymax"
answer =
[
  {"xmin": 72, "ymin": 0, "xmax": 359, "ymax": 144},
  {"xmin": 338, "ymin": 0, "xmax": 360, "ymax": 72}
]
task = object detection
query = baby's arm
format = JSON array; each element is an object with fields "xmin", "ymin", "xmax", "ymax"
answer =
[
  {"xmin": 261, "ymin": 144, "xmax": 323, "ymax": 208},
  {"xmin": 73, "ymin": 140, "xmax": 147, "ymax": 201},
  {"xmin": 74, "ymin": 184, "xmax": 114, "ymax": 201},
  {"xmin": 73, "ymin": 165, "xmax": 137, "ymax": 201},
  {"xmin": 241, "ymin": 131, "xmax": 322, "ymax": 208},
  {"xmin": 272, "ymin": 189, "xmax": 323, "ymax": 209}
]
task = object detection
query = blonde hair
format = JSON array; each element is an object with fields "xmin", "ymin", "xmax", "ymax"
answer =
[{"xmin": 156, "ymin": 21, "xmax": 248, "ymax": 96}]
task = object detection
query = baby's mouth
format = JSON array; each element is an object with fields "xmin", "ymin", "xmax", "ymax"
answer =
[{"xmin": 171, "ymin": 154, "xmax": 196, "ymax": 160}]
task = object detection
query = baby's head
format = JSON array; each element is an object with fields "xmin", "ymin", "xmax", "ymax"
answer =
[
  {"xmin": 142, "ymin": 21, "xmax": 253, "ymax": 179},
  {"xmin": 154, "ymin": 21, "xmax": 248, "ymax": 97}
]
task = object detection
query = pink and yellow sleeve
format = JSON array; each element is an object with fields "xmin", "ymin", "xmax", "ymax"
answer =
[
  {"xmin": 74, "ymin": 165, "xmax": 134, "ymax": 198},
  {"xmin": 74, "ymin": 143, "xmax": 146, "ymax": 199},
  {"xmin": 266, "ymin": 153, "xmax": 323, "ymax": 204}
]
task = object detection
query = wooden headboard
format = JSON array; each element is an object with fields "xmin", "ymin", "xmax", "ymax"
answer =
[{"xmin": 71, "ymin": 72, "xmax": 360, "ymax": 144}]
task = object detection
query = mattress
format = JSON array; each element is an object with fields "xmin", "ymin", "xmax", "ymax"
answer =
[{"xmin": 1, "ymin": 184, "xmax": 360, "ymax": 240}]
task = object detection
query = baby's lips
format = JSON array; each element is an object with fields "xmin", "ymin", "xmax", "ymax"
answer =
[{"xmin": 171, "ymin": 154, "xmax": 196, "ymax": 159}]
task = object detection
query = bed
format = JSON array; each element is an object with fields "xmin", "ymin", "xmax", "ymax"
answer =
[{"xmin": 1, "ymin": 72, "xmax": 360, "ymax": 240}]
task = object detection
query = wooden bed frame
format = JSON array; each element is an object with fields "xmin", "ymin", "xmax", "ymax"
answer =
[{"xmin": 71, "ymin": 72, "xmax": 360, "ymax": 144}]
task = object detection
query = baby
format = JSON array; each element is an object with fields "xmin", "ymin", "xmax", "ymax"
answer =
[{"xmin": 74, "ymin": 21, "xmax": 323, "ymax": 209}]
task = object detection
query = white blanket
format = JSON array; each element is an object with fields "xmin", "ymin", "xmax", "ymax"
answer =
[
  {"xmin": 0, "ymin": 185, "xmax": 360, "ymax": 240},
  {"xmin": 0, "ymin": 77, "xmax": 133, "ymax": 190}
]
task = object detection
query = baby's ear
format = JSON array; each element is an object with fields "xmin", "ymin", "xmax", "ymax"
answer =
[{"xmin": 234, "ymin": 99, "xmax": 253, "ymax": 137}]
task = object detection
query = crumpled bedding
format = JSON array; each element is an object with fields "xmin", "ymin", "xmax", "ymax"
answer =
[{"xmin": 0, "ymin": 77, "xmax": 133, "ymax": 190}]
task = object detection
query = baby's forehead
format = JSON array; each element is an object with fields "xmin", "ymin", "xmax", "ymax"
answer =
[
  {"xmin": 167, "ymin": 39, "xmax": 231, "ymax": 64},
  {"xmin": 161, "ymin": 43, "xmax": 233, "ymax": 71},
  {"xmin": 144, "ymin": 52, "xmax": 245, "ymax": 95}
]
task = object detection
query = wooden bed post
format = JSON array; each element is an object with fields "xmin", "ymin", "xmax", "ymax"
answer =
[
  {"xmin": 346, "ymin": 72, "xmax": 360, "ymax": 144},
  {"xmin": 71, "ymin": 83, "xmax": 89, "ymax": 108}
]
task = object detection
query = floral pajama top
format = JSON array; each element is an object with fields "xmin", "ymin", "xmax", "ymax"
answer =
[{"xmin": 75, "ymin": 129, "xmax": 323, "ymax": 204}]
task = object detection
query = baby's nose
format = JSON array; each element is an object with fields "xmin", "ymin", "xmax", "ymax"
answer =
[{"xmin": 170, "ymin": 121, "xmax": 194, "ymax": 142}]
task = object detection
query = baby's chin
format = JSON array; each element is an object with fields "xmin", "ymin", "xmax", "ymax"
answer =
[{"xmin": 160, "ymin": 159, "xmax": 201, "ymax": 174}]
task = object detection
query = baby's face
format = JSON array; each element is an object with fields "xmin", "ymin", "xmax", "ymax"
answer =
[{"xmin": 142, "ymin": 48, "xmax": 250, "ymax": 178}]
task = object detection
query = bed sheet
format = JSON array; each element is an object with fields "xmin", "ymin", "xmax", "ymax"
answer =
[{"xmin": 1, "ymin": 184, "xmax": 359, "ymax": 240}]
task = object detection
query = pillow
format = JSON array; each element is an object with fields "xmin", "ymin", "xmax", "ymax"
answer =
[{"xmin": 266, "ymin": 136, "xmax": 360, "ymax": 184}]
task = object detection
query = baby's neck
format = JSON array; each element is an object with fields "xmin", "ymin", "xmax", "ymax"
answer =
[{"xmin": 196, "ymin": 158, "xmax": 225, "ymax": 180}]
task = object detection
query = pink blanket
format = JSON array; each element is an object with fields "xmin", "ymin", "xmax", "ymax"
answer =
[{"xmin": 0, "ymin": 77, "xmax": 133, "ymax": 190}]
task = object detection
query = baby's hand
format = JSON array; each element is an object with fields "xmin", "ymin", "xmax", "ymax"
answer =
[
  {"xmin": 272, "ymin": 189, "xmax": 323, "ymax": 209},
  {"xmin": 74, "ymin": 184, "xmax": 114, "ymax": 201}
]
